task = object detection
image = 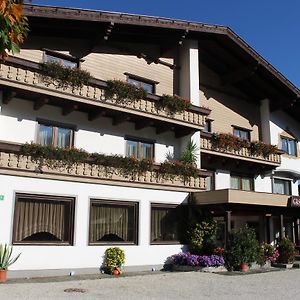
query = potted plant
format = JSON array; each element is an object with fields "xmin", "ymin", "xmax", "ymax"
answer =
[
  {"xmin": 0, "ymin": 244, "xmax": 21, "ymax": 283},
  {"xmin": 104, "ymin": 247, "xmax": 125, "ymax": 275},
  {"xmin": 225, "ymin": 225, "xmax": 259, "ymax": 272},
  {"xmin": 257, "ymin": 242, "xmax": 279, "ymax": 267},
  {"xmin": 277, "ymin": 238, "xmax": 295, "ymax": 267}
]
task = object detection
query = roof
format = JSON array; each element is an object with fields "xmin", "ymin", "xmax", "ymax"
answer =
[{"xmin": 23, "ymin": 4, "xmax": 300, "ymax": 118}]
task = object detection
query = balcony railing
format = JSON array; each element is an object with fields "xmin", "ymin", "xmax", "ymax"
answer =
[
  {"xmin": 0, "ymin": 143, "xmax": 208, "ymax": 192},
  {"xmin": 0, "ymin": 57, "xmax": 210, "ymax": 130},
  {"xmin": 200, "ymin": 133, "xmax": 281, "ymax": 166}
]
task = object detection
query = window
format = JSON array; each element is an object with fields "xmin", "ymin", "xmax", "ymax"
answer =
[
  {"xmin": 230, "ymin": 174, "xmax": 254, "ymax": 191},
  {"xmin": 126, "ymin": 138, "xmax": 154, "ymax": 160},
  {"xmin": 203, "ymin": 120, "xmax": 212, "ymax": 133},
  {"xmin": 280, "ymin": 136, "xmax": 297, "ymax": 156},
  {"xmin": 43, "ymin": 50, "xmax": 78, "ymax": 68},
  {"xmin": 151, "ymin": 204, "xmax": 186, "ymax": 244},
  {"xmin": 274, "ymin": 178, "xmax": 292, "ymax": 195},
  {"xmin": 233, "ymin": 127, "xmax": 250, "ymax": 141},
  {"xmin": 126, "ymin": 74, "xmax": 156, "ymax": 94},
  {"xmin": 206, "ymin": 172, "xmax": 215, "ymax": 191},
  {"xmin": 37, "ymin": 121, "xmax": 74, "ymax": 149},
  {"xmin": 89, "ymin": 199, "xmax": 138, "ymax": 244},
  {"xmin": 13, "ymin": 193, "xmax": 75, "ymax": 245}
]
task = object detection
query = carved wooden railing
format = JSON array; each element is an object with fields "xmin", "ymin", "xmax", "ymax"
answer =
[
  {"xmin": 200, "ymin": 134, "xmax": 281, "ymax": 165},
  {"xmin": 0, "ymin": 145, "xmax": 208, "ymax": 191},
  {"xmin": 0, "ymin": 57, "xmax": 210, "ymax": 129}
]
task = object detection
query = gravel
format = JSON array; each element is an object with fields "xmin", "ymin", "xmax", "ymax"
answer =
[{"xmin": 1, "ymin": 269, "xmax": 300, "ymax": 300}]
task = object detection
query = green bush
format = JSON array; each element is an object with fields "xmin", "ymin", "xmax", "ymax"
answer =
[
  {"xmin": 225, "ymin": 225, "xmax": 259, "ymax": 270},
  {"xmin": 277, "ymin": 238, "xmax": 295, "ymax": 264},
  {"xmin": 104, "ymin": 247, "xmax": 125, "ymax": 273},
  {"xmin": 187, "ymin": 220, "xmax": 217, "ymax": 255},
  {"xmin": 41, "ymin": 62, "xmax": 91, "ymax": 89},
  {"xmin": 157, "ymin": 94, "xmax": 191, "ymax": 114},
  {"xmin": 105, "ymin": 80, "xmax": 147, "ymax": 103}
]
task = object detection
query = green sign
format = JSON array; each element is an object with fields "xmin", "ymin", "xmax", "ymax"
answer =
[{"xmin": 0, "ymin": 195, "xmax": 4, "ymax": 201}]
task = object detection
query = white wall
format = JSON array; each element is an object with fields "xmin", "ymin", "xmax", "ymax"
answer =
[
  {"xmin": 0, "ymin": 95, "xmax": 178, "ymax": 162},
  {"xmin": 255, "ymin": 175, "xmax": 272, "ymax": 193},
  {"xmin": 215, "ymin": 170, "xmax": 230, "ymax": 190},
  {"xmin": 0, "ymin": 174, "xmax": 188, "ymax": 271}
]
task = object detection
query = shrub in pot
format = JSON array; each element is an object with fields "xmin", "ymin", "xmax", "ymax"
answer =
[
  {"xmin": 277, "ymin": 238, "xmax": 295, "ymax": 264},
  {"xmin": 0, "ymin": 244, "xmax": 21, "ymax": 283},
  {"xmin": 187, "ymin": 220, "xmax": 217, "ymax": 255},
  {"xmin": 225, "ymin": 225, "xmax": 259, "ymax": 271},
  {"xmin": 104, "ymin": 247, "xmax": 125, "ymax": 275},
  {"xmin": 257, "ymin": 242, "xmax": 279, "ymax": 267}
]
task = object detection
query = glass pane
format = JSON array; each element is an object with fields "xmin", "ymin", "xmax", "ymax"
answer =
[
  {"xmin": 274, "ymin": 179, "xmax": 286, "ymax": 195},
  {"xmin": 151, "ymin": 207, "xmax": 179, "ymax": 242},
  {"xmin": 140, "ymin": 142, "xmax": 153, "ymax": 160},
  {"xmin": 242, "ymin": 178, "xmax": 252, "ymax": 191},
  {"xmin": 128, "ymin": 77, "xmax": 154, "ymax": 94},
  {"xmin": 57, "ymin": 127, "xmax": 72, "ymax": 149},
  {"xmin": 234, "ymin": 128, "xmax": 249, "ymax": 140},
  {"xmin": 206, "ymin": 176, "xmax": 212, "ymax": 191},
  {"xmin": 281, "ymin": 137, "xmax": 288, "ymax": 152},
  {"xmin": 126, "ymin": 140, "xmax": 138, "ymax": 158},
  {"xmin": 89, "ymin": 203, "xmax": 135, "ymax": 243},
  {"xmin": 288, "ymin": 140, "xmax": 296, "ymax": 156},
  {"xmin": 39, "ymin": 125, "xmax": 53, "ymax": 146},
  {"xmin": 230, "ymin": 176, "xmax": 240, "ymax": 189},
  {"xmin": 44, "ymin": 53, "xmax": 77, "ymax": 68},
  {"xmin": 14, "ymin": 197, "xmax": 72, "ymax": 243}
]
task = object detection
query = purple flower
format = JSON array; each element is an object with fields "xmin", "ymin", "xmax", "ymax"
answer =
[{"xmin": 169, "ymin": 253, "xmax": 225, "ymax": 267}]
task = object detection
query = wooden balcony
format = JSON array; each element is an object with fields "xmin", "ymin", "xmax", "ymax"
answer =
[
  {"xmin": 200, "ymin": 133, "xmax": 281, "ymax": 167},
  {"xmin": 0, "ymin": 57, "xmax": 210, "ymax": 136},
  {"xmin": 0, "ymin": 143, "xmax": 208, "ymax": 192}
]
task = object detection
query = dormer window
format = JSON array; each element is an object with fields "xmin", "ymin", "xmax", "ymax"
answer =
[
  {"xmin": 125, "ymin": 73, "xmax": 158, "ymax": 94},
  {"xmin": 43, "ymin": 49, "xmax": 80, "ymax": 69},
  {"xmin": 233, "ymin": 126, "xmax": 250, "ymax": 141},
  {"xmin": 280, "ymin": 136, "xmax": 297, "ymax": 156}
]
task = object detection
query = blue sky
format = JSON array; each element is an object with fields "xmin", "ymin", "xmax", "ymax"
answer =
[{"xmin": 30, "ymin": 0, "xmax": 300, "ymax": 88}]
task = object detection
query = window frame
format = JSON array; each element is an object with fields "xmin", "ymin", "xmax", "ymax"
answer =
[
  {"xmin": 124, "ymin": 72, "xmax": 158, "ymax": 94},
  {"xmin": 12, "ymin": 193, "xmax": 75, "ymax": 246},
  {"xmin": 150, "ymin": 203, "xmax": 184, "ymax": 245},
  {"xmin": 232, "ymin": 126, "xmax": 251, "ymax": 141},
  {"xmin": 36, "ymin": 120, "xmax": 75, "ymax": 149},
  {"xmin": 203, "ymin": 119, "xmax": 212, "ymax": 133},
  {"xmin": 230, "ymin": 174, "xmax": 254, "ymax": 191},
  {"xmin": 43, "ymin": 48, "xmax": 81, "ymax": 68},
  {"xmin": 280, "ymin": 136, "xmax": 298, "ymax": 157},
  {"xmin": 88, "ymin": 199, "xmax": 139, "ymax": 246},
  {"xmin": 273, "ymin": 178, "xmax": 292, "ymax": 196},
  {"xmin": 125, "ymin": 136, "xmax": 155, "ymax": 161}
]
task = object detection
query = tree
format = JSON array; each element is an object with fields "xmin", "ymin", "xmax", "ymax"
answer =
[{"xmin": 0, "ymin": 0, "xmax": 29, "ymax": 60}]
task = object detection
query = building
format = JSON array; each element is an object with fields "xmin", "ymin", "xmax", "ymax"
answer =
[{"xmin": 0, "ymin": 4, "xmax": 299, "ymax": 273}]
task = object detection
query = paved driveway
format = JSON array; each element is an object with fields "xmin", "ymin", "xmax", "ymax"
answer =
[{"xmin": 1, "ymin": 270, "xmax": 300, "ymax": 299}]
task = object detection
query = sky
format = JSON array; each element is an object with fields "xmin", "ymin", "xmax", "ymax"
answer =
[{"xmin": 30, "ymin": 0, "xmax": 300, "ymax": 88}]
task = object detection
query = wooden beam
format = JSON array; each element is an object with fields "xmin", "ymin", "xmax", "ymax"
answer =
[
  {"xmin": 112, "ymin": 114, "xmax": 131, "ymax": 126},
  {"xmin": 156, "ymin": 125, "xmax": 172, "ymax": 135},
  {"xmin": 221, "ymin": 64, "xmax": 259, "ymax": 86},
  {"xmin": 62, "ymin": 104, "xmax": 78, "ymax": 116},
  {"xmin": 88, "ymin": 110, "xmax": 106, "ymax": 121},
  {"xmin": 135, "ymin": 120, "xmax": 154, "ymax": 130},
  {"xmin": 2, "ymin": 90, "xmax": 17, "ymax": 104},
  {"xmin": 174, "ymin": 128, "xmax": 193, "ymax": 138},
  {"xmin": 33, "ymin": 97, "xmax": 49, "ymax": 110}
]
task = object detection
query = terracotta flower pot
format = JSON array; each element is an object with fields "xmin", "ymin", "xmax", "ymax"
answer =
[
  {"xmin": 0, "ymin": 269, "xmax": 7, "ymax": 283},
  {"xmin": 240, "ymin": 263, "xmax": 249, "ymax": 272},
  {"xmin": 112, "ymin": 268, "xmax": 120, "ymax": 275}
]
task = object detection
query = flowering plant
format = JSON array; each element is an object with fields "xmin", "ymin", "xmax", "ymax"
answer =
[
  {"xmin": 168, "ymin": 252, "xmax": 225, "ymax": 267},
  {"xmin": 257, "ymin": 242, "xmax": 279, "ymax": 266},
  {"xmin": 213, "ymin": 247, "xmax": 225, "ymax": 256}
]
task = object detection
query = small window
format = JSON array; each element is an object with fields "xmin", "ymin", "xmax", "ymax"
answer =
[
  {"xmin": 280, "ymin": 136, "xmax": 297, "ymax": 156},
  {"xmin": 230, "ymin": 174, "xmax": 254, "ymax": 191},
  {"xmin": 151, "ymin": 204, "xmax": 186, "ymax": 244},
  {"xmin": 206, "ymin": 172, "xmax": 215, "ymax": 191},
  {"xmin": 126, "ymin": 138, "xmax": 154, "ymax": 160},
  {"xmin": 233, "ymin": 127, "xmax": 250, "ymax": 141},
  {"xmin": 43, "ymin": 50, "xmax": 78, "ymax": 69},
  {"xmin": 89, "ymin": 199, "xmax": 138, "ymax": 245},
  {"xmin": 127, "ymin": 76, "xmax": 155, "ymax": 94},
  {"xmin": 37, "ymin": 122, "xmax": 74, "ymax": 149},
  {"xmin": 274, "ymin": 178, "xmax": 292, "ymax": 195},
  {"xmin": 13, "ymin": 193, "xmax": 75, "ymax": 245},
  {"xmin": 203, "ymin": 120, "xmax": 212, "ymax": 133}
]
